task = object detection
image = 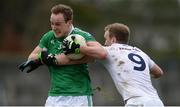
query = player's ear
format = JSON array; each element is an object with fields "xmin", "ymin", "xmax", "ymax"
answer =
[
  {"xmin": 111, "ymin": 36, "xmax": 117, "ymax": 43},
  {"xmin": 67, "ymin": 20, "xmax": 72, "ymax": 25}
]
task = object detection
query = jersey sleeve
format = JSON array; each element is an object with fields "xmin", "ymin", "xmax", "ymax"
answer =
[
  {"xmin": 83, "ymin": 32, "xmax": 96, "ymax": 42},
  {"xmin": 147, "ymin": 55, "xmax": 155, "ymax": 69},
  {"xmin": 39, "ymin": 34, "xmax": 48, "ymax": 49},
  {"xmin": 38, "ymin": 31, "xmax": 52, "ymax": 49}
]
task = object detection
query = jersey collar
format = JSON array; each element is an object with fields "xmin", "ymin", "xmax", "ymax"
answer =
[{"xmin": 112, "ymin": 43, "xmax": 128, "ymax": 47}]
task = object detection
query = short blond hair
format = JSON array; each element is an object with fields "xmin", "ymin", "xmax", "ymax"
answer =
[{"xmin": 105, "ymin": 23, "xmax": 130, "ymax": 44}]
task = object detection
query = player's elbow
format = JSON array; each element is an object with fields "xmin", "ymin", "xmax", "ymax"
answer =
[
  {"xmin": 152, "ymin": 71, "xmax": 163, "ymax": 78},
  {"xmin": 98, "ymin": 51, "xmax": 107, "ymax": 60},
  {"xmin": 150, "ymin": 64, "xmax": 164, "ymax": 78},
  {"xmin": 158, "ymin": 69, "xmax": 164, "ymax": 77}
]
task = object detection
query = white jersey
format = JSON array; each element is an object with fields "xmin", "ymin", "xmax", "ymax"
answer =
[{"xmin": 101, "ymin": 43, "xmax": 160, "ymax": 101}]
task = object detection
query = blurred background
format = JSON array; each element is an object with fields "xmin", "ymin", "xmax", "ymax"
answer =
[{"xmin": 0, "ymin": 0, "xmax": 180, "ymax": 106}]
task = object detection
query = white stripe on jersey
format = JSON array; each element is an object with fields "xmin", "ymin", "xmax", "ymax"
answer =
[{"xmin": 101, "ymin": 43, "xmax": 160, "ymax": 101}]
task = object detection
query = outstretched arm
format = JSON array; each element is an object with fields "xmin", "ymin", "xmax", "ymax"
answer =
[
  {"xmin": 59, "ymin": 40, "xmax": 107, "ymax": 65},
  {"xmin": 55, "ymin": 53, "xmax": 95, "ymax": 65},
  {"xmin": 80, "ymin": 41, "xmax": 107, "ymax": 60}
]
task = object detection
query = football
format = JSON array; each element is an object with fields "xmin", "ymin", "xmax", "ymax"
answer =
[{"xmin": 65, "ymin": 34, "xmax": 87, "ymax": 60}]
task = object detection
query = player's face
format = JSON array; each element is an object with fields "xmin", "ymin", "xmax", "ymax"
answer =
[
  {"xmin": 50, "ymin": 13, "xmax": 72, "ymax": 38},
  {"xmin": 104, "ymin": 30, "xmax": 113, "ymax": 46}
]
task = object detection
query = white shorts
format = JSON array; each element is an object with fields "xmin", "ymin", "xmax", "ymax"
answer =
[
  {"xmin": 45, "ymin": 96, "xmax": 93, "ymax": 107},
  {"xmin": 125, "ymin": 96, "xmax": 164, "ymax": 107}
]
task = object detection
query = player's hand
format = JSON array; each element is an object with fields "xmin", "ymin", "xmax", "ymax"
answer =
[
  {"xmin": 18, "ymin": 59, "xmax": 42, "ymax": 73},
  {"xmin": 38, "ymin": 51, "xmax": 57, "ymax": 66},
  {"xmin": 62, "ymin": 36, "xmax": 80, "ymax": 55}
]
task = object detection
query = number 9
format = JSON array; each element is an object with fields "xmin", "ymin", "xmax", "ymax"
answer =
[{"xmin": 128, "ymin": 53, "xmax": 146, "ymax": 71}]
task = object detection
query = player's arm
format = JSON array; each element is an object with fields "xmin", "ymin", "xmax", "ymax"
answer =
[
  {"xmin": 55, "ymin": 53, "xmax": 95, "ymax": 65},
  {"xmin": 26, "ymin": 44, "xmax": 94, "ymax": 66},
  {"xmin": 18, "ymin": 46, "xmax": 44, "ymax": 73},
  {"xmin": 150, "ymin": 64, "xmax": 164, "ymax": 78},
  {"xmin": 28, "ymin": 46, "xmax": 43, "ymax": 60},
  {"xmin": 80, "ymin": 41, "xmax": 107, "ymax": 60},
  {"xmin": 57, "ymin": 41, "xmax": 106, "ymax": 65},
  {"xmin": 61, "ymin": 39, "xmax": 106, "ymax": 64},
  {"xmin": 62, "ymin": 34, "xmax": 107, "ymax": 59},
  {"xmin": 19, "ymin": 45, "xmax": 59, "ymax": 73}
]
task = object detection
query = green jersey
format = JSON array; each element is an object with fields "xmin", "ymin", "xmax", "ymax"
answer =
[{"xmin": 39, "ymin": 27, "xmax": 95, "ymax": 96}]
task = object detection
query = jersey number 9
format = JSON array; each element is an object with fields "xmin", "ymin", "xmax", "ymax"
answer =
[{"xmin": 128, "ymin": 53, "xmax": 146, "ymax": 71}]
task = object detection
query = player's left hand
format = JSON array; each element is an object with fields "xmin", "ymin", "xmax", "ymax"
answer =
[
  {"xmin": 62, "ymin": 37, "xmax": 80, "ymax": 55},
  {"xmin": 38, "ymin": 51, "xmax": 58, "ymax": 66}
]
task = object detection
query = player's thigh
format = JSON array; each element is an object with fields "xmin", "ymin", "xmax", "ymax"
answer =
[
  {"xmin": 45, "ymin": 96, "xmax": 93, "ymax": 106},
  {"xmin": 125, "ymin": 96, "xmax": 164, "ymax": 107},
  {"xmin": 144, "ymin": 98, "xmax": 164, "ymax": 106}
]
